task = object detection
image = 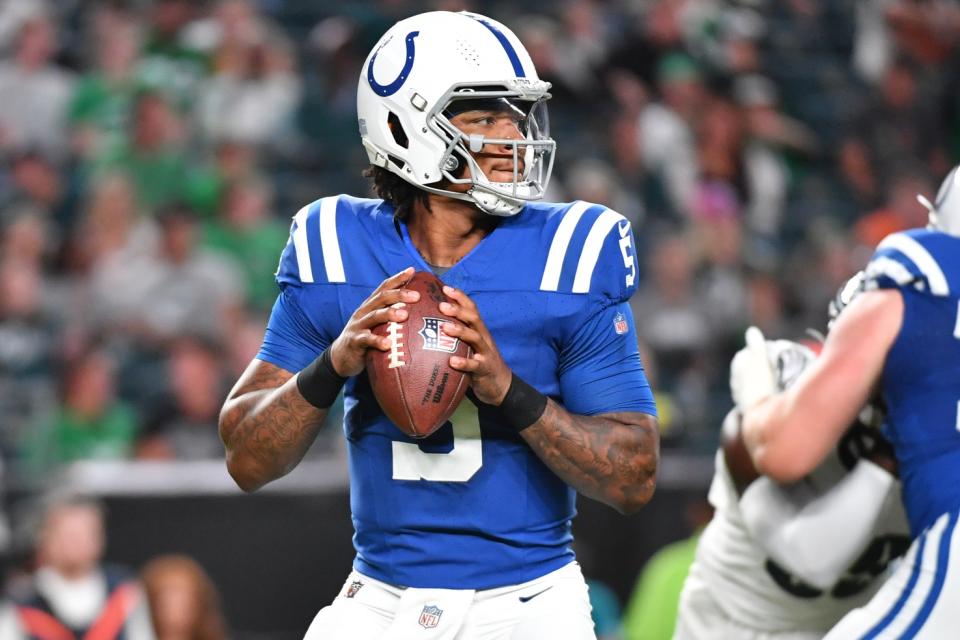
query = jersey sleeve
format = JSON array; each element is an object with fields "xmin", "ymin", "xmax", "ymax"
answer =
[
  {"xmin": 275, "ymin": 196, "xmax": 349, "ymax": 287},
  {"xmin": 259, "ymin": 196, "xmax": 350, "ymax": 371},
  {"xmin": 557, "ymin": 302, "xmax": 657, "ymax": 416},
  {"xmin": 865, "ymin": 230, "xmax": 953, "ymax": 297},
  {"xmin": 537, "ymin": 202, "xmax": 639, "ymax": 302},
  {"xmin": 256, "ymin": 285, "xmax": 334, "ymax": 373},
  {"xmin": 593, "ymin": 213, "xmax": 639, "ymax": 303}
]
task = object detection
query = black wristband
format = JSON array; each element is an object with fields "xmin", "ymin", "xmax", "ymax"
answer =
[
  {"xmin": 296, "ymin": 349, "xmax": 348, "ymax": 409},
  {"xmin": 498, "ymin": 374, "xmax": 548, "ymax": 432}
]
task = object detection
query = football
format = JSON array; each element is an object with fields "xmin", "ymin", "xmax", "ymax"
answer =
[{"xmin": 365, "ymin": 271, "xmax": 472, "ymax": 438}]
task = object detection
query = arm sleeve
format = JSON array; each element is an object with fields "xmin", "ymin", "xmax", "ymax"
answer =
[
  {"xmin": 256, "ymin": 285, "xmax": 332, "ymax": 373},
  {"xmin": 558, "ymin": 302, "xmax": 657, "ymax": 417},
  {"xmin": 739, "ymin": 459, "xmax": 897, "ymax": 589}
]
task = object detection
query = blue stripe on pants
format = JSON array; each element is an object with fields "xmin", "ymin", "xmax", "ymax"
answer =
[{"xmin": 899, "ymin": 511, "xmax": 958, "ymax": 637}]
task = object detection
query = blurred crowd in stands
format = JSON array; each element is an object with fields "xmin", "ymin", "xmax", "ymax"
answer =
[{"xmin": 0, "ymin": 0, "xmax": 959, "ymax": 635}]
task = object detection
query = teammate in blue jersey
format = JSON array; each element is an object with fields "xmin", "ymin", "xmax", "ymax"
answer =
[
  {"xmin": 218, "ymin": 10, "xmax": 659, "ymax": 640},
  {"xmin": 731, "ymin": 164, "xmax": 960, "ymax": 638}
]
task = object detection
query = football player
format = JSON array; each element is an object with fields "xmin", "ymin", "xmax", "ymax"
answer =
[
  {"xmin": 733, "ymin": 166, "xmax": 960, "ymax": 637},
  {"xmin": 675, "ymin": 275, "xmax": 909, "ymax": 640},
  {"xmin": 218, "ymin": 11, "xmax": 659, "ymax": 640}
]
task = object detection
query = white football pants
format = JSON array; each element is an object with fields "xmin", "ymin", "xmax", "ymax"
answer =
[
  {"xmin": 303, "ymin": 561, "xmax": 596, "ymax": 640},
  {"xmin": 825, "ymin": 510, "xmax": 960, "ymax": 639}
]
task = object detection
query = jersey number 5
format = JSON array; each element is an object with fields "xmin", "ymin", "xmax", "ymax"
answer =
[{"xmin": 391, "ymin": 402, "xmax": 483, "ymax": 482}]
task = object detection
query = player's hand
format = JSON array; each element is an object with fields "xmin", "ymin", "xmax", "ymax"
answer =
[
  {"xmin": 438, "ymin": 285, "xmax": 513, "ymax": 406},
  {"xmin": 328, "ymin": 267, "xmax": 420, "ymax": 377},
  {"xmin": 730, "ymin": 326, "xmax": 777, "ymax": 411}
]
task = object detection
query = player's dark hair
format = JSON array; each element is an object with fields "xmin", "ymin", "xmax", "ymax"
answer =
[{"xmin": 363, "ymin": 166, "xmax": 431, "ymax": 220}]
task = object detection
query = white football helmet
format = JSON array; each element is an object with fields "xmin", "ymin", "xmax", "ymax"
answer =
[
  {"xmin": 356, "ymin": 11, "xmax": 555, "ymax": 216},
  {"xmin": 827, "ymin": 270, "xmax": 867, "ymax": 329},
  {"xmin": 918, "ymin": 165, "xmax": 960, "ymax": 236}
]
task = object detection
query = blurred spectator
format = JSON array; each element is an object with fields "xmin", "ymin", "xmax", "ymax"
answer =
[
  {"xmin": 138, "ymin": 337, "xmax": 227, "ymax": 461},
  {"xmin": 0, "ymin": 259, "xmax": 57, "ymax": 458},
  {"xmin": 145, "ymin": 203, "xmax": 245, "ymax": 341},
  {"xmin": 192, "ymin": 0, "xmax": 302, "ymax": 147},
  {"xmin": 746, "ymin": 271, "xmax": 789, "ymax": 338},
  {"xmin": 93, "ymin": 90, "xmax": 217, "ymax": 217},
  {"xmin": 606, "ymin": 0, "xmax": 687, "ymax": 86},
  {"xmin": 75, "ymin": 172, "xmax": 148, "ymax": 265},
  {"xmin": 732, "ymin": 76, "xmax": 812, "ymax": 238},
  {"xmin": 21, "ymin": 347, "xmax": 138, "ymax": 476},
  {"xmin": 68, "ymin": 8, "xmax": 143, "ymax": 160},
  {"xmin": 631, "ymin": 234, "xmax": 711, "ymax": 373},
  {"xmin": 884, "ymin": 0, "xmax": 960, "ymax": 67},
  {"xmin": 86, "ymin": 199, "xmax": 243, "ymax": 345},
  {"xmin": 1, "ymin": 207, "xmax": 53, "ymax": 269},
  {"xmin": 201, "ymin": 174, "xmax": 287, "ymax": 311},
  {"xmin": 0, "ymin": 14, "xmax": 74, "ymax": 159},
  {"xmin": 304, "ymin": 15, "xmax": 366, "ymax": 152},
  {"xmin": 138, "ymin": 0, "xmax": 207, "ymax": 111},
  {"xmin": 564, "ymin": 158, "xmax": 645, "ymax": 227},
  {"xmin": 638, "ymin": 53, "xmax": 703, "ymax": 217},
  {"xmin": 690, "ymin": 201, "xmax": 749, "ymax": 347},
  {"xmin": 12, "ymin": 495, "xmax": 154, "ymax": 639},
  {"xmin": 630, "ymin": 233, "xmax": 714, "ymax": 447},
  {"xmin": 841, "ymin": 59, "xmax": 947, "ymax": 206},
  {"xmin": 0, "ymin": 0, "xmax": 47, "ymax": 53},
  {"xmin": 141, "ymin": 554, "xmax": 227, "ymax": 640},
  {"xmin": 2, "ymin": 151, "xmax": 70, "ymax": 233},
  {"xmin": 79, "ymin": 172, "xmax": 159, "ymax": 334},
  {"xmin": 853, "ymin": 169, "xmax": 933, "ymax": 249},
  {"xmin": 198, "ymin": 40, "xmax": 301, "ymax": 148},
  {"xmin": 852, "ymin": 0, "xmax": 895, "ymax": 83}
]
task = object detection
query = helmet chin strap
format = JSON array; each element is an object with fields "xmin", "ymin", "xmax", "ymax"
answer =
[{"xmin": 467, "ymin": 187, "xmax": 524, "ymax": 216}]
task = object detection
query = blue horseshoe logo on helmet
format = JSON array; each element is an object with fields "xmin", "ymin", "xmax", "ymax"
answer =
[{"xmin": 367, "ymin": 31, "xmax": 420, "ymax": 97}]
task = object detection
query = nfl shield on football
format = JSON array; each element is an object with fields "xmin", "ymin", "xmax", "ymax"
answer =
[{"xmin": 365, "ymin": 271, "xmax": 471, "ymax": 438}]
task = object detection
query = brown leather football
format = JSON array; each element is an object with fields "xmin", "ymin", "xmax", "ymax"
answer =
[{"xmin": 365, "ymin": 271, "xmax": 471, "ymax": 438}]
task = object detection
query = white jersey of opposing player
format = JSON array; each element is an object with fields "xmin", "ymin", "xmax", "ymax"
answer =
[
  {"xmin": 678, "ymin": 338, "xmax": 909, "ymax": 639},
  {"xmin": 681, "ymin": 436, "xmax": 908, "ymax": 637}
]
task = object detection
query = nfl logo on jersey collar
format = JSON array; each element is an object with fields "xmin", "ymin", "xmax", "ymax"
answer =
[{"xmin": 419, "ymin": 604, "xmax": 443, "ymax": 629}]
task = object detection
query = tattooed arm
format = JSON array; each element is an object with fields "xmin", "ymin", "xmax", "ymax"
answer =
[
  {"xmin": 219, "ymin": 360, "xmax": 326, "ymax": 492},
  {"xmin": 440, "ymin": 285, "xmax": 660, "ymax": 514},
  {"xmin": 520, "ymin": 407, "xmax": 659, "ymax": 514},
  {"xmin": 220, "ymin": 268, "xmax": 420, "ymax": 492}
]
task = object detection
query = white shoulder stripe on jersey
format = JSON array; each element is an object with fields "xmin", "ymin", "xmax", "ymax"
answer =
[
  {"xmin": 319, "ymin": 196, "xmax": 346, "ymax": 283},
  {"xmin": 540, "ymin": 201, "xmax": 592, "ymax": 292},
  {"xmin": 877, "ymin": 233, "xmax": 950, "ymax": 296},
  {"xmin": 291, "ymin": 204, "xmax": 314, "ymax": 283},
  {"xmin": 572, "ymin": 209, "xmax": 625, "ymax": 293},
  {"xmin": 866, "ymin": 256, "xmax": 917, "ymax": 287}
]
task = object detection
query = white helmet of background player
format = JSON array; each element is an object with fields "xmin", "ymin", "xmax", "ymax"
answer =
[
  {"xmin": 356, "ymin": 11, "xmax": 555, "ymax": 216},
  {"xmin": 827, "ymin": 270, "xmax": 867, "ymax": 329},
  {"xmin": 918, "ymin": 165, "xmax": 960, "ymax": 236}
]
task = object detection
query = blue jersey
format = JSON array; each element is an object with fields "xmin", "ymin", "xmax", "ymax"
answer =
[
  {"xmin": 256, "ymin": 196, "xmax": 657, "ymax": 589},
  {"xmin": 866, "ymin": 229, "xmax": 960, "ymax": 536}
]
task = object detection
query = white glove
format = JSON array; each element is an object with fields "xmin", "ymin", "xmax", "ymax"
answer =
[
  {"xmin": 730, "ymin": 327, "xmax": 777, "ymax": 410},
  {"xmin": 766, "ymin": 339, "xmax": 815, "ymax": 391}
]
